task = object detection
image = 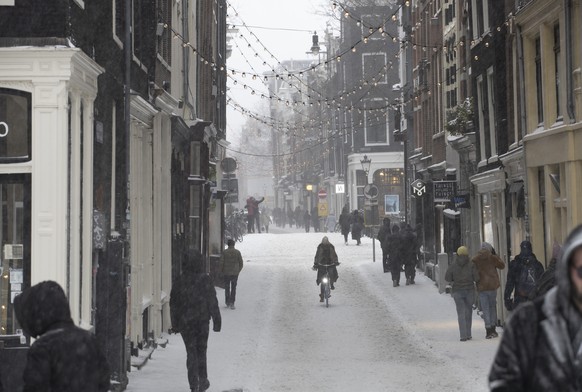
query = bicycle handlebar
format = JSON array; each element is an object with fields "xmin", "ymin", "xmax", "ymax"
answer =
[{"xmin": 316, "ymin": 263, "xmax": 340, "ymax": 267}]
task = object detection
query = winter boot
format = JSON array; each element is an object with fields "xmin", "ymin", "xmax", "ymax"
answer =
[
  {"xmin": 485, "ymin": 327, "xmax": 493, "ymax": 339},
  {"xmin": 319, "ymin": 294, "xmax": 324, "ymax": 302},
  {"xmin": 393, "ymin": 280, "xmax": 398, "ymax": 287},
  {"xmin": 198, "ymin": 378, "xmax": 210, "ymax": 392},
  {"xmin": 405, "ymin": 278, "xmax": 411, "ymax": 286},
  {"xmin": 490, "ymin": 326, "xmax": 499, "ymax": 338}
]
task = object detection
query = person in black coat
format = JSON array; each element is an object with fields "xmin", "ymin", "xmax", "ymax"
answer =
[
  {"xmin": 401, "ymin": 224, "xmax": 418, "ymax": 285},
  {"xmin": 377, "ymin": 217, "xmax": 391, "ymax": 273},
  {"xmin": 489, "ymin": 225, "xmax": 582, "ymax": 391},
  {"xmin": 13, "ymin": 281, "xmax": 110, "ymax": 392},
  {"xmin": 388, "ymin": 225, "xmax": 403, "ymax": 286},
  {"xmin": 504, "ymin": 240, "xmax": 545, "ymax": 311},
  {"xmin": 303, "ymin": 210, "xmax": 311, "ymax": 233},
  {"xmin": 170, "ymin": 251, "xmax": 221, "ymax": 392},
  {"xmin": 339, "ymin": 206, "xmax": 352, "ymax": 245},
  {"xmin": 351, "ymin": 210, "xmax": 364, "ymax": 245}
]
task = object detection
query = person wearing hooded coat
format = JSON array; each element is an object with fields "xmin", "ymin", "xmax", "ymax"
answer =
[
  {"xmin": 170, "ymin": 251, "xmax": 221, "ymax": 392},
  {"xmin": 388, "ymin": 225, "xmax": 403, "ymax": 287},
  {"xmin": 504, "ymin": 240, "xmax": 544, "ymax": 311},
  {"xmin": 472, "ymin": 242, "xmax": 505, "ymax": 339},
  {"xmin": 13, "ymin": 280, "xmax": 110, "ymax": 392},
  {"xmin": 339, "ymin": 206, "xmax": 352, "ymax": 245},
  {"xmin": 445, "ymin": 246, "xmax": 480, "ymax": 341},
  {"xmin": 489, "ymin": 224, "xmax": 582, "ymax": 391},
  {"xmin": 312, "ymin": 236, "xmax": 340, "ymax": 302},
  {"xmin": 377, "ymin": 217, "xmax": 391, "ymax": 273},
  {"xmin": 351, "ymin": 210, "xmax": 364, "ymax": 245}
]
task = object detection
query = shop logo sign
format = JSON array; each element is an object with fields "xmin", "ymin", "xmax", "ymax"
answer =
[{"xmin": 0, "ymin": 122, "xmax": 8, "ymax": 137}]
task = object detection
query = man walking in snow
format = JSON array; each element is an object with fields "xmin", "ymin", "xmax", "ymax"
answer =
[
  {"xmin": 472, "ymin": 242, "xmax": 505, "ymax": 338},
  {"xmin": 489, "ymin": 225, "xmax": 582, "ymax": 390},
  {"xmin": 170, "ymin": 251, "xmax": 221, "ymax": 392},
  {"xmin": 219, "ymin": 239, "xmax": 244, "ymax": 309}
]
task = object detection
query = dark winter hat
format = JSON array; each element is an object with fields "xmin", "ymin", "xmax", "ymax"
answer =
[
  {"xmin": 520, "ymin": 240, "xmax": 533, "ymax": 256},
  {"xmin": 481, "ymin": 242, "xmax": 493, "ymax": 252},
  {"xmin": 227, "ymin": 239, "xmax": 235, "ymax": 247}
]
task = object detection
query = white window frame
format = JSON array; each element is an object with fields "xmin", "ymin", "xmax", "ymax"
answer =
[
  {"xmin": 362, "ymin": 53, "xmax": 388, "ymax": 84},
  {"xmin": 73, "ymin": 0, "xmax": 85, "ymax": 9},
  {"xmin": 486, "ymin": 67, "xmax": 497, "ymax": 157},
  {"xmin": 360, "ymin": 14, "xmax": 384, "ymax": 41},
  {"xmin": 476, "ymin": 74, "xmax": 486, "ymax": 161},
  {"xmin": 112, "ymin": 0, "xmax": 124, "ymax": 48},
  {"xmin": 471, "ymin": 0, "xmax": 490, "ymax": 41},
  {"xmin": 364, "ymin": 98, "xmax": 389, "ymax": 146},
  {"xmin": 0, "ymin": 0, "xmax": 15, "ymax": 5}
]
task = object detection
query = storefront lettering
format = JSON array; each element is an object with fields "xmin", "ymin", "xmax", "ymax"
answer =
[{"xmin": 0, "ymin": 121, "xmax": 8, "ymax": 137}]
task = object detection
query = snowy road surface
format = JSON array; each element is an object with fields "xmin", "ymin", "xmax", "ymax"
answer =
[{"xmin": 126, "ymin": 229, "xmax": 500, "ymax": 392}]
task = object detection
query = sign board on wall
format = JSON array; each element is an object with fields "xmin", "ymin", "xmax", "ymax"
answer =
[
  {"xmin": 335, "ymin": 183, "xmax": 345, "ymax": 194},
  {"xmin": 433, "ymin": 181, "xmax": 456, "ymax": 203}
]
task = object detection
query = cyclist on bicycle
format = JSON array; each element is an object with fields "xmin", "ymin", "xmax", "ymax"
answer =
[{"xmin": 312, "ymin": 236, "xmax": 340, "ymax": 301}]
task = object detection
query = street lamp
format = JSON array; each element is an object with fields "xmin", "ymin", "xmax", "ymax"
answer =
[{"xmin": 360, "ymin": 154, "xmax": 372, "ymax": 183}]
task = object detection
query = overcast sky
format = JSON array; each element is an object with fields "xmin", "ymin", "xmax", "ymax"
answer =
[{"xmin": 226, "ymin": 0, "xmax": 330, "ymax": 142}]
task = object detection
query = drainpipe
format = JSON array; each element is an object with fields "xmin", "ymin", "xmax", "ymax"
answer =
[
  {"xmin": 565, "ymin": 0, "xmax": 576, "ymax": 123},
  {"xmin": 124, "ymin": 0, "xmax": 132, "ymax": 229},
  {"xmin": 182, "ymin": 0, "xmax": 190, "ymax": 114},
  {"xmin": 516, "ymin": 23, "xmax": 531, "ymax": 240}
]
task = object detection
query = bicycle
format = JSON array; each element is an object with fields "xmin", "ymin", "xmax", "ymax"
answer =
[{"xmin": 316, "ymin": 263, "xmax": 339, "ymax": 308}]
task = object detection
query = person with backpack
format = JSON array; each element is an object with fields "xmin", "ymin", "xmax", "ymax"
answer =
[
  {"xmin": 504, "ymin": 240, "xmax": 544, "ymax": 311},
  {"xmin": 377, "ymin": 218, "xmax": 391, "ymax": 273}
]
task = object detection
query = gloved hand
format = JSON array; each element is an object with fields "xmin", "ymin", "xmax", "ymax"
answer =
[
  {"xmin": 504, "ymin": 298, "xmax": 514, "ymax": 311},
  {"xmin": 213, "ymin": 318, "xmax": 221, "ymax": 332},
  {"xmin": 312, "ymin": 265, "xmax": 318, "ymax": 271},
  {"xmin": 169, "ymin": 327, "xmax": 179, "ymax": 335}
]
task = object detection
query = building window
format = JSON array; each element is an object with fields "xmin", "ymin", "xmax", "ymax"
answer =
[
  {"xmin": 472, "ymin": 0, "xmax": 490, "ymax": 40},
  {"xmin": 0, "ymin": 89, "xmax": 32, "ymax": 163},
  {"xmin": 360, "ymin": 14, "xmax": 384, "ymax": 41},
  {"xmin": 364, "ymin": 101, "xmax": 388, "ymax": 145},
  {"xmin": 157, "ymin": 0, "xmax": 172, "ymax": 65},
  {"xmin": 477, "ymin": 75, "xmax": 486, "ymax": 160},
  {"xmin": 362, "ymin": 53, "xmax": 388, "ymax": 84},
  {"xmin": 554, "ymin": 23, "xmax": 561, "ymax": 121},
  {"xmin": 535, "ymin": 36, "xmax": 544, "ymax": 125},
  {"xmin": 486, "ymin": 67, "xmax": 497, "ymax": 157}
]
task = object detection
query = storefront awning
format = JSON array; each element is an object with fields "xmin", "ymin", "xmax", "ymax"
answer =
[{"xmin": 508, "ymin": 181, "xmax": 524, "ymax": 194}]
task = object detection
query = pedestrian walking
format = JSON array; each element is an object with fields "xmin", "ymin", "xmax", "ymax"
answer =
[
  {"xmin": 445, "ymin": 246, "xmax": 480, "ymax": 341},
  {"xmin": 351, "ymin": 210, "xmax": 364, "ymax": 245},
  {"xmin": 326, "ymin": 210, "xmax": 337, "ymax": 233},
  {"xmin": 219, "ymin": 239, "xmax": 244, "ymax": 309},
  {"xmin": 311, "ymin": 206, "xmax": 320, "ymax": 232},
  {"xmin": 377, "ymin": 217, "xmax": 391, "ymax": 273},
  {"xmin": 251, "ymin": 196, "xmax": 265, "ymax": 233},
  {"xmin": 472, "ymin": 242, "xmax": 505, "ymax": 338},
  {"xmin": 401, "ymin": 224, "xmax": 418, "ymax": 285},
  {"xmin": 304, "ymin": 210, "xmax": 311, "ymax": 233},
  {"xmin": 170, "ymin": 251, "xmax": 221, "ymax": 392},
  {"xmin": 531, "ymin": 241, "xmax": 562, "ymax": 299},
  {"xmin": 388, "ymin": 225, "xmax": 403, "ymax": 286},
  {"xmin": 504, "ymin": 240, "xmax": 544, "ymax": 311},
  {"xmin": 339, "ymin": 206, "xmax": 351, "ymax": 245},
  {"xmin": 489, "ymin": 225, "xmax": 582, "ymax": 391},
  {"xmin": 13, "ymin": 281, "xmax": 110, "ymax": 392}
]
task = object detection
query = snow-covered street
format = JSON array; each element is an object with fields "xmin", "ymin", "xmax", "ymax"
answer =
[{"xmin": 126, "ymin": 230, "xmax": 500, "ymax": 392}]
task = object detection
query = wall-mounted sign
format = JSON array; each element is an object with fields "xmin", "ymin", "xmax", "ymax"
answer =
[
  {"xmin": 433, "ymin": 181, "xmax": 456, "ymax": 203},
  {"xmin": 335, "ymin": 183, "xmax": 345, "ymax": 194},
  {"xmin": 411, "ymin": 179, "xmax": 426, "ymax": 197},
  {"xmin": 451, "ymin": 194, "xmax": 471, "ymax": 209}
]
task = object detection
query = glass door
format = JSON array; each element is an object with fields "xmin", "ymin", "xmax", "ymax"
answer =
[{"xmin": 0, "ymin": 174, "xmax": 31, "ymax": 337}]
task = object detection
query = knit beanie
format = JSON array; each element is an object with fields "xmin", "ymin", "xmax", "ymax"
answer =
[{"xmin": 457, "ymin": 246, "xmax": 469, "ymax": 256}]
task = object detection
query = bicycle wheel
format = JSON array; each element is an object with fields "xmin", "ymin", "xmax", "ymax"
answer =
[{"xmin": 325, "ymin": 282, "xmax": 330, "ymax": 308}]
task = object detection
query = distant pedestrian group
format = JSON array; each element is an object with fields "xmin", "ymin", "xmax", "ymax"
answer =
[{"xmin": 377, "ymin": 220, "xmax": 419, "ymax": 287}]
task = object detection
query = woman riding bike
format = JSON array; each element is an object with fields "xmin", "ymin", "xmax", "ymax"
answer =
[{"xmin": 312, "ymin": 236, "xmax": 340, "ymax": 302}]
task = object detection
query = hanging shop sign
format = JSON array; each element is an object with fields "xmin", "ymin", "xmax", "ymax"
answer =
[
  {"xmin": 411, "ymin": 179, "xmax": 426, "ymax": 197},
  {"xmin": 433, "ymin": 181, "xmax": 456, "ymax": 203},
  {"xmin": 451, "ymin": 194, "xmax": 471, "ymax": 209}
]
